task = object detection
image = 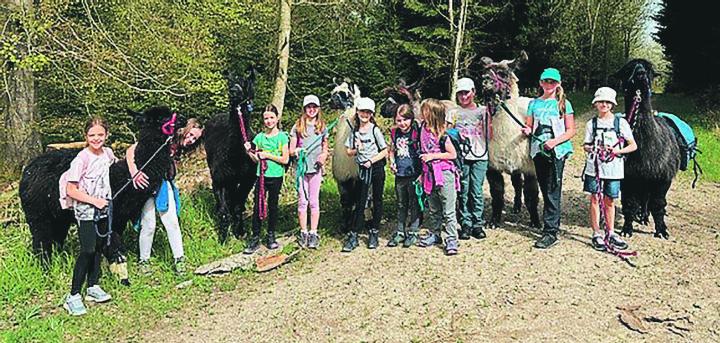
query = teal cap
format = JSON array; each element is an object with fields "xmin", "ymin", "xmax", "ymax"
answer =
[{"xmin": 540, "ymin": 68, "xmax": 561, "ymax": 82}]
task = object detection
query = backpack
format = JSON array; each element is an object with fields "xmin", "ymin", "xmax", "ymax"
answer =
[
  {"xmin": 439, "ymin": 128, "xmax": 464, "ymax": 171},
  {"xmin": 656, "ymin": 112, "xmax": 702, "ymax": 185}
]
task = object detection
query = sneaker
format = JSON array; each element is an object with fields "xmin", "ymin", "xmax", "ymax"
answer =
[
  {"xmin": 471, "ymin": 226, "xmax": 487, "ymax": 240},
  {"xmin": 419, "ymin": 233, "xmax": 442, "ymax": 247},
  {"xmin": 174, "ymin": 257, "xmax": 187, "ymax": 274},
  {"xmin": 266, "ymin": 233, "xmax": 279, "ymax": 250},
  {"xmin": 64, "ymin": 293, "xmax": 87, "ymax": 316},
  {"xmin": 138, "ymin": 259, "xmax": 152, "ymax": 275},
  {"xmin": 607, "ymin": 233, "xmax": 629, "ymax": 250},
  {"xmin": 387, "ymin": 231, "xmax": 405, "ymax": 247},
  {"xmin": 534, "ymin": 233, "xmax": 558, "ymax": 249},
  {"xmin": 85, "ymin": 285, "xmax": 111, "ymax": 303},
  {"xmin": 298, "ymin": 231, "xmax": 309, "ymax": 248},
  {"xmin": 367, "ymin": 229, "xmax": 379, "ymax": 249},
  {"xmin": 341, "ymin": 232, "xmax": 359, "ymax": 253},
  {"xmin": 403, "ymin": 234, "xmax": 419, "ymax": 248},
  {"xmin": 243, "ymin": 236, "xmax": 260, "ymax": 254},
  {"xmin": 307, "ymin": 233, "xmax": 320, "ymax": 249},
  {"xmin": 445, "ymin": 238, "xmax": 459, "ymax": 255},
  {"xmin": 591, "ymin": 235, "xmax": 606, "ymax": 251},
  {"xmin": 459, "ymin": 227, "xmax": 471, "ymax": 240}
]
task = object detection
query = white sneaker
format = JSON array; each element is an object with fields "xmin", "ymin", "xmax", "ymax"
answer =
[
  {"xmin": 85, "ymin": 285, "xmax": 112, "ymax": 303},
  {"xmin": 64, "ymin": 293, "xmax": 87, "ymax": 316}
]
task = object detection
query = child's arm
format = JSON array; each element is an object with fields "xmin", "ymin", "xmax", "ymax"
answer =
[
  {"xmin": 614, "ymin": 138, "xmax": 638, "ymax": 155},
  {"xmin": 260, "ymin": 144, "xmax": 290, "ymax": 165},
  {"xmin": 362, "ymin": 148, "xmax": 388, "ymax": 169},
  {"xmin": 244, "ymin": 140, "xmax": 259, "ymax": 162},
  {"xmin": 388, "ymin": 141, "xmax": 397, "ymax": 173},
  {"xmin": 289, "ymin": 134, "xmax": 299, "ymax": 157},
  {"xmin": 66, "ymin": 182, "xmax": 107, "ymax": 209},
  {"xmin": 317, "ymin": 135, "xmax": 329, "ymax": 166},
  {"xmin": 126, "ymin": 143, "xmax": 149, "ymax": 189},
  {"xmin": 420, "ymin": 138, "xmax": 456, "ymax": 162},
  {"xmin": 545, "ymin": 114, "xmax": 576, "ymax": 149}
]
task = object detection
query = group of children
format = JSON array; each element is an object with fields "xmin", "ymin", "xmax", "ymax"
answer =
[{"xmin": 59, "ymin": 67, "xmax": 638, "ymax": 315}]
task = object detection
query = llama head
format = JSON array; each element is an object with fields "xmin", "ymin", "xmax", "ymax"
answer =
[
  {"xmin": 616, "ymin": 59, "xmax": 654, "ymax": 104},
  {"xmin": 329, "ymin": 79, "xmax": 361, "ymax": 110},
  {"xmin": 130, "ymin": 106, "xmax": 186, "ymax": 138},
  {"xmin": 477, "ymin": 51, "xmax": 527, "ymax": 109},
  {"xmin": 227, "ymin": 65, "xmax": 256, "ymax": 114},
  {"xmin": 379, "ymin": 79, "xmax": 422, "ymax": 119}
]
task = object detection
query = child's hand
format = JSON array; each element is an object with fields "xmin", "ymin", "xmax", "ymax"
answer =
[
  {"xmin": 316, "ymin": 152, "xmax": 327, "ymax": 166},
  {"xmin": 390, "ymin": 162, "xmax": 397, "ymax": 174},
  {"xmin": 611, "ymin": 146, "xmax": 622, "ymax": 156},
  {"xmin": 420, "ymin": 153, "xmax": 434, "ymax": 163},
  {"xmin": 583, "ymin": 144, "xmax": 592, "ymax": 153},
  {"xmin": 244, "ymin": 142, "xmax": 252, "ymax": 151},
  {"xmin": 132, "ymin": 171, "xmax": 149, "ymax": 189},
  {"xmin": 543, "ymin": 139, "xmax": 558, "ymax": 150},
  {"xmin": 94, "ymin": 198, "xmax": 108, "ymax": 210},
  {"xmin": 257, "ymin": 152, "xmax": 268, "ymax": 160},
  {"xmin": 294, "ymin": 147, "xmax": 304, "ymax": 157},
  {"xmin": 521, "ymin": 126, "xmax": 532, "ymax": 136},
  {"xmin": 361, "ymin": 160, "xmax": 372, "ymax": 169}
]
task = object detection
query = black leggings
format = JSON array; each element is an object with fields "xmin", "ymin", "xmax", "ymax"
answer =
[
  {"xmin": 252, "ymin": 176, "xmax": 283, "ymax": 237},
  {"xmin": 352, "ymin": 163, "xmax": 385, "ymax": 233},
  {"xmin": 71, "ymin": 219, "xmax": 107, "ymax": 295}
]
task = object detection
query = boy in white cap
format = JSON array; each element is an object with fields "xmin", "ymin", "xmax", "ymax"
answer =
[
  {"xmin": 289, "ymin": 94, "xmax": 329, "ymax": 249},
  {"xmin": 342, "ymin": 97, "xmax": 388, "ymax": 252},
  {"xmin": 582, "ymin": 87, "xmax": 637, "ymax": 252},
  {"xmin": 445, "ymin": 77, "xmax": 489, "ymax": 241}
]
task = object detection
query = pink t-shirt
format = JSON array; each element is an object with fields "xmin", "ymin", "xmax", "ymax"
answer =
[{"xmin": 59, "ymin": 147, "xmax": 116, "ymax": 220}]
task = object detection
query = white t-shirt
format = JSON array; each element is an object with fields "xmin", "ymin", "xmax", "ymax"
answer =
[
  {"xmin": 63, "ymin": 147, "xmax": 117, "ymax": 220},
  {"xmin": 445, "ymin": 104, "xmax": 489, "ymax": 161},
  {"xmin": 583, "ymin": 116, "xmax": 634, "ymax": 179}
]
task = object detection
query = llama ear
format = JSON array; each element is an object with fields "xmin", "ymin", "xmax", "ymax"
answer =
[
  {"xmin": 480, "ymin": 56, "xmax": 494, "ymax": 68},
  {"xmin": 246, "ymin": 65, "xmax": 256, "ymax": 83},
  {"xmin": 508, "ymin": 51, "xmax": 528, "ymax": 70},
  {"xmin": 353, "ymin": 84, "xmax": 361, "ymax": 98}
]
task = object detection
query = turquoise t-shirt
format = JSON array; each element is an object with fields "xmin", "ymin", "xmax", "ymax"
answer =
[
  {"xmin": 527, "ymin": 98, "xmax": 574, "ymax": 159},
  {"xmin": 252, "ymin": 131, "xmax": 289, "ymax": 177}
]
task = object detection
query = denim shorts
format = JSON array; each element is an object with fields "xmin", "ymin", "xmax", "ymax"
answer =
[{"xmin": 583, "ymin": 176, "xmax": 621, "ymax": 199}]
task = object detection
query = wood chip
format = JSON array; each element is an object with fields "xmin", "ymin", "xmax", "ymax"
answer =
[
  {"xmin": 619, "ymin": 309, "xmax": 649, "ymax": 334},
  {"xmin": 255, "ymin": 250, "xmax": 300, "ymax": 272}
]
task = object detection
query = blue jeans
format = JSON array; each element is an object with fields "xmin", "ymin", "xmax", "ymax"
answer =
[
  {"xmin": 583, "ymin": 177, "xmax": 621, "ymax": 199},
  {"xmin": 533, "ymin": 155, "xmax": 565, "ymax": 235},
  {"xmin": 459, "ymin": 159, "xmax": 488, "ymax": 229}
]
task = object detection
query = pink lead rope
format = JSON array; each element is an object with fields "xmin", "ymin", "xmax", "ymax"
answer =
[
  {"xmin": 592, "ymin": 137, "xmax": 637, "ymax": 263},
  {"xmin": 237, "ymin": 105, "xmax": 269, "ymax": 221}
]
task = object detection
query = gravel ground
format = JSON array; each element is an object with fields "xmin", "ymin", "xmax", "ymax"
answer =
[{"xmin": 142, "ymin": 112, "xmax": 720, "ymax": 343}]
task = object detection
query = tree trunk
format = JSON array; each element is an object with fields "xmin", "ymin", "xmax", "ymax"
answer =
[
  {"xmin": 449, "ymin": 0, "xmax": 468, "ymax": 98},
  {"xmin": 1, "ymin": 0, "xmax": 42, "ymax": 169},
  {"xmin": 271, "ymin": 0, "xmax": 292, "ymax": 120}
]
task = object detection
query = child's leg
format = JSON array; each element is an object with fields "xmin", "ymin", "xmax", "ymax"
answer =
[
  {"xmin": 71, "ymin": 220, "xmax": 97, "ymax": 294},
  {"xmin": 298, "ymin": 174, "xmax": 310, "ymax": 233},
  {"xmin": 352, "ymin": 168, "xmax": 372, "ymax": 233},
  {"xmin": 458, "ymin": 162, "xmax": 472, "ymax": 230},
  {"xmin": 589, "ymin": 195, "xmax": 601, "ymax": 234},
  {"xmin": 138, "ymin": 197, "xmax": 157, "ymax": 261},
  {"xmin": 87, "ymin": 219, "xmax": 108, "ymax": 287},
  {"xmin": 308, "ymin": 172, "xmax": 322, "ymax": 233},
  {"xmin": 158, "ymin": 186, "xmax": 184, "ymax": 259},
  {"xmin": 468, "ymin": 160, "xmax": 488, "ymax": 228},
  {"xmin": 266, "ymin": 177, "xmax": 283, "ymax": 234},
  {"xmin": 603, "ymin": 196, "xmax": 616, "ymax": 233},
  {"xmin": 425, "ymin": 190, "xmax": 441, "ymax": 235},
  {"xmin": 370, "ymin": 164, "xmax": 386, "ymax": 231},
  {"xmin": 439, "ymin": 170, "xmax": 459, "ymax": 241},
  {"xmin": 406, "ymin": 178, "xmax": 421, "ymax": 235},
  {"xmin": 395, "ymin": 177, "xmax": 410, "ymax": 234}
]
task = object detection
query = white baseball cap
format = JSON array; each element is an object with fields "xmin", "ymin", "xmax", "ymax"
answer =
[
  {"xmin": 355, "ymin": 97, "xmax": 376, "ymax": 112},
  {"xmin": 303, "ymin": 94, "xmax": 320, "ymax": 107},
  {"xmin": 592, "ymin": 87, "xmax": 617, "ymax": 105},
  {"xmin": 456, "ymin": 77, "xmax": 475, "ymax": 93}
]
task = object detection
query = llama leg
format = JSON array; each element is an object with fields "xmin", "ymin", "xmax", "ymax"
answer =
[
  {"xmin": 232, "ymin": 180, "xmax": 255, "ymax": 239},
  {"xmin": 523, "ymin": 173, "xmax": 541, "ymax": 229},
  {"xmin": 31, "ymin": 228, "xmax": 54, "ymax": 266},
  {"xmin": 213, "ymin": 185, "xmax": 231, "ymax": 243},
  {"xmin": 620, "ymin": 178, "xmax": 639, "ymax": 237},
  {"xmin": 106, "ymin": 217, "xmax": 130, "ymax": 286},
  {"xmin": 486, "ymin": 168, "xmax": 504, "ymax": 229},
  {"xmin": 511, "ymin": 171, "xmax": 523, "ymax": 214},
  {"xmin": 649, "ymin": 180, "xmax": 672, "ymax": 239},
  {"xmin": 338, "ymin": 179, "xmax": 357, "ymax": 233}
]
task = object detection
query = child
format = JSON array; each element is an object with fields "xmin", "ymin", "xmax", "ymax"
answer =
[
  {"xmin": 59, "ymin": 117, "xmax": 116, "ymax": 316},
  {"xmin": 243, "ymin": 105, "xmax": 289, "ymax": 254},
  {"xmin": 388, "ymin": 104, "xmax": 421, "ymax": 247},
  {"xmin": 418, "ymin": 98, "xmax": 460, "ymax": 255},
  {"xmin": 522, "ymin": 68, "xmax": 576, "ymax": 249},
  {"xmin": 342, "ymin": 97, "xmax": 387, "ymax": 252},
  {"xmin": 583, "ymin": 87, "xmax": 637, "ymax": 251},
  {"xmin": 446, "ymin": 77, "xmax": 489, "ymax": 240},
  {"xmin": 127, "ymin": 118, "xmax": 204, "ymax": 274},
  {"xmin": 289, "ymin": 95, "xmax": 329, "ymax": 249}
]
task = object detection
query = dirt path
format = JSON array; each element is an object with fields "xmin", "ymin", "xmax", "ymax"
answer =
[{"xmin": 143, "ymin": 113, "xmax": 720, "ymax": 342}]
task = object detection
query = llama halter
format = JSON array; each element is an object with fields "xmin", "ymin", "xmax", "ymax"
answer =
[
  {"xmin": 161, "ymin": 112, "xmax": 178, "ymax": 136},
  {"xmin": 625, "ymin": 90, "xmax": 642, "ymax": 128}
]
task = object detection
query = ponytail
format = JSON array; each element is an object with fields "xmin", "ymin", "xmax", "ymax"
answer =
[{"xmin": 557, "ymin": 85, "xmax": 566, "ymax": 118}]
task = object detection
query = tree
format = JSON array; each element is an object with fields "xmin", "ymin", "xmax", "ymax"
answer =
[
  {"xmin": 1, "ymin": 0, "xmax": 44, "ymax": 169},
  {"xmin": 271, "ymin": 0, "xmax": 292, "ymax": 117}
]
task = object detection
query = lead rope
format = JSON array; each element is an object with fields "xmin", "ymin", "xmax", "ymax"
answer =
[
  {"xmin": 591, "ymin": 135, "xmax": 637, "ymax": 264},
  {"xmin": 626, "ymin": 90, "xmax": 642, "ymax": 128}
]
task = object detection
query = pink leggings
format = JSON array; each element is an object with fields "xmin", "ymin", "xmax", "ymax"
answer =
[{"xmin": 298, "ymin": 172, "xmax": 322, "ymax": 213}]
